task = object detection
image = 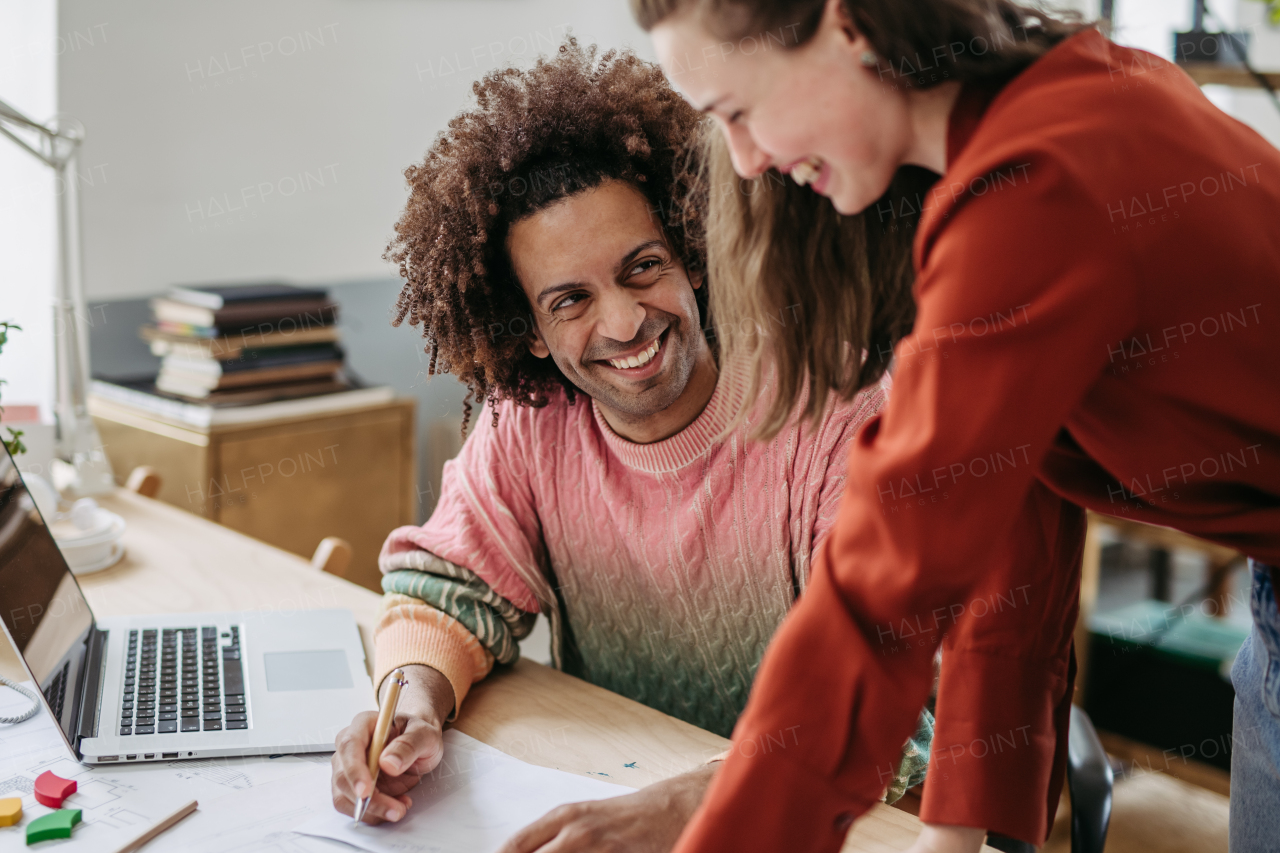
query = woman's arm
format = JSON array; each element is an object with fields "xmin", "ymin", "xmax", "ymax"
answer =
[{"xmin": 671, "ymin": 152, "xmax": 1137, "ymax": 853}]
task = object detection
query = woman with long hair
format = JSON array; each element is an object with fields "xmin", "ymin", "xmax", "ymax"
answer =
[{"xmin": 631, "ymin": 1, "xmax": 1280, "ymax": 852}]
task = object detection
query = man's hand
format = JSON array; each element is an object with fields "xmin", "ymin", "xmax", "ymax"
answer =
[
  {"xmin": 902, "ymin": 823, "xmax": 988, "ymax": 853},
  {"xmin": 496, "ymin": 764, "xmax": 717, "ymax": 853},
  {"xmin": 330, "ymin": 664, "xmax": 454, "ymax": 824}
]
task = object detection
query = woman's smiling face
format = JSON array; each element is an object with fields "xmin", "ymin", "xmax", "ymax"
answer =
[{"xmin": 650, "ymin": 0, "xmax": 915, "ymax": 215}]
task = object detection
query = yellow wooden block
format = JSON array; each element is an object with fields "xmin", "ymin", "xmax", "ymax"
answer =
[{"xmin": 0, "ymin": 797, "xmax": 21, "ymax": 827}]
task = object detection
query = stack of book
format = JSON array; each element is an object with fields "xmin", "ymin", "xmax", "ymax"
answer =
[{"xmin": 143, "ymin": 283, "xmax": 347, "ymax": 403}]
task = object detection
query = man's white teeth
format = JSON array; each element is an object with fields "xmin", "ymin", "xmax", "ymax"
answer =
[
  {"xmin": 790, "ymin": 157, "xmax": 823, "ymax": 187},
  {"xmin": 609, "ymin": 337, "xmax": 661, "ymax": 370}
]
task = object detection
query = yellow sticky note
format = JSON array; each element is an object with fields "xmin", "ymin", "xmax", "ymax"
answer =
[{"xmin": 0, "ymin": 797, "xmax": 21, "ymax": 827}]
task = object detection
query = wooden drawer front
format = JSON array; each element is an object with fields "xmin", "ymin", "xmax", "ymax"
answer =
[{"xmin": 93, "ymin": 416, "xmax": 211, "ymax": 515}]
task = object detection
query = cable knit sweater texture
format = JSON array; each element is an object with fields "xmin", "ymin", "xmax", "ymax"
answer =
[{"xmin": 374, "ymin": 366, "xmax": 929, "ymax": 792}]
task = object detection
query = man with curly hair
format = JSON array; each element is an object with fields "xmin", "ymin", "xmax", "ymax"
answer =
[{"xmin": 329, "ymin": 42, "xmax": 931, "ymax": 851}]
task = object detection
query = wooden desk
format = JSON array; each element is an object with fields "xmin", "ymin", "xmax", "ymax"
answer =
[{"xmin": 0, "ymin": 489, "xmax": 935, "ymax": 852}]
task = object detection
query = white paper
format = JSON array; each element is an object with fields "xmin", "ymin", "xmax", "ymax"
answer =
[
  {"xmin": 152, "ymin": 762, "xmax": 350, "ymax": 853},
  {"xmin": 0, "ymin": 682, "xmax": 337, "ymax": 853},
  {"xmin": 295, "ymin": 730, "xmax": 635, "ymax": 853}
]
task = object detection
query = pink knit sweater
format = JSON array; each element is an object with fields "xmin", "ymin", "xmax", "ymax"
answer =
[{"xmin": 375, "ymin": 367, "xmax": 889, "ymax": 736}]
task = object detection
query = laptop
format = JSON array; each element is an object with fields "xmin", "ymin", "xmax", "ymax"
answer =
[{"xmin": 0, "ymin": 444, "xmax": 376, "ymax": 764}]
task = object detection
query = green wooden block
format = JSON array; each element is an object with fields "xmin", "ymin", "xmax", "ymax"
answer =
[{"xmin": 25, "ymin": 809, "xmax": 81, "ymax": 845}]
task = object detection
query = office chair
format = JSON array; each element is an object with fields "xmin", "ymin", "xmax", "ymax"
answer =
[{"xmin": 984, "ymin": 705, "xmax": 1113, "ymax": 853}]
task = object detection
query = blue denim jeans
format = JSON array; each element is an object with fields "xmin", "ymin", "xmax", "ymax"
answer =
[{"xmin": 1229, "ymin": 561, "xmax": 1280, "ymax": 852}]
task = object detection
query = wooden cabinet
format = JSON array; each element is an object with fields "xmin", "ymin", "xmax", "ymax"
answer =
[{"xmin": 89, "ymin": 398, "xmax": 415, "ymax": 592}]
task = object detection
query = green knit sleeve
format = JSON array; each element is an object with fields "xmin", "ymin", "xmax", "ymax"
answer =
[
  {"xmin": 882, "ymin": 708, "xmax": 934, "ymax": 805},
  {"xmin": 381, "ymin": 551, "xmax": 538, "ymax": 666}
]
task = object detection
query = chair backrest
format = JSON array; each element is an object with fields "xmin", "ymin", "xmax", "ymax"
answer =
[
  {"xmin": 125, "ymin": 465, "xmax": 162, "ymax": 498},
  {"xmin": 311, "ymin": 536, "xmax": 353, "ymax": 579},
  {"xmin": 1066, "ymin": 704, "xmax": 1113, "ymax": 853}
]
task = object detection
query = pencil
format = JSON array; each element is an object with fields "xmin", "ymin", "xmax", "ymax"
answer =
[
  {"xmin": 353, "ymin": 667, "xmax": 408, "ymax": 825},
  {"xmin": 110, "ymin": 798, "xmax": 198, "ymax": 853}
]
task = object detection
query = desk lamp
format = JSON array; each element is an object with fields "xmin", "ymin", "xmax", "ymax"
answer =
[{"xmin": 0, "ymin": 96, "xmax": 114, "ymax": 495}]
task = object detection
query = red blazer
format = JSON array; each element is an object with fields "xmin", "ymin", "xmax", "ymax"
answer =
[{"xmin": 674, "ymin": 28, "xmax": 1280, "ymax": 852}]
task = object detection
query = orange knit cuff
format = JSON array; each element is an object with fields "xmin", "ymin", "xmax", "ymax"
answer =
[{"xmin": 374, "ymin": 595, "xmax": 495, "ymax": 720}]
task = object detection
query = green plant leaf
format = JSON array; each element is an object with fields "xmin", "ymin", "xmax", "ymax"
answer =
[
  {"xmin": 4, "ymin": 428, "xmax": 26, "ymax": 459},
  {"xmin": 0, "ymin": 321, "xmax": 27, "ymax": 457}
]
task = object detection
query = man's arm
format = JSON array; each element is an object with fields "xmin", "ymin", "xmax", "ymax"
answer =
[
  {"xmin": 371, "ymin": 397, "xmax": 552, "ymax": 707},
  {"xmin": 376, "ymin": 551, "xmax": 538, "ymax": 711},
  {"xmin": 330, "ymin": 663, "xmax": 454, "ymax": 823},
  {"xmin": 332, "ymin": 555, "xmax": 540, "ymax": 826},
  {"xmin": 333, "ymin": 400, "xmax": 551, "ymax": 823}
]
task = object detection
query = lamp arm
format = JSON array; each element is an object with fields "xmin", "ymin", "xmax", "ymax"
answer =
[
  {"xmin": 0, "ymin": 124, "xmax": 57, "ymax": 168},
  {"xmin": 0, "ymin": 93, "xmax": 112, "ymax": 495},
  {"xmin": 0, "ymin": 97, "xmax": 83, "ymax": 168}
]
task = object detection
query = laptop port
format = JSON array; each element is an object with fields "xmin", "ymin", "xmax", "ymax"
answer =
[
  {"xmin": 126, "ymin": 755, "xmax": 137, "ymax": 760},
  {"xmin": 99, "ymin": 756, "xmax": 119, "ymax": 761},
  {"xmin": 162, "ymin": 752, "xmax": 178, "ymax": 759},
  {"xmin": 144, "ymin": 753, "xmax": 155, "ymax": 759}
]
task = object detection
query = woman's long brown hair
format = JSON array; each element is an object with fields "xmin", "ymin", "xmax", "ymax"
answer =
[
  {"xmin": 640, "ymin": 0, "xmax": 1088, "ymax": 438},
  {"xmin": 683, "ymin": 131, "xmax": 930, "ymax": 438}
]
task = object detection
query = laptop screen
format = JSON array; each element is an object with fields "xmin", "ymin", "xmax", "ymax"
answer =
[{"xmin": 0, "ymin": 445, "xmax": 95, "ymax": 746}]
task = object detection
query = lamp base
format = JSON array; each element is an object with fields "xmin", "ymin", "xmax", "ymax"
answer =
[{"xmin": 52, "ymin": 412, "xmax": 115, "ymax": 496}]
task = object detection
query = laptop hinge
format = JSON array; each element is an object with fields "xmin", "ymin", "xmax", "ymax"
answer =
[{"xmin": 73, "ymin": 627, "xmax": 108, "ymax": 752}]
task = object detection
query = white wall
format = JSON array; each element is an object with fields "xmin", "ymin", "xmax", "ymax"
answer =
[
  {"xmin": 0, "ymin": 0, "xmax": 58, "ymax": 419},
  {"xmin": 53, "ymin": 0, "xmax": 1280, "ymax": 303},
  {"xmin": 1108, "ymin": 0, "xmax": 1280, "ymax": 148},
  {"xmin": 1110, "ymin": 0, "xmax": 1192, "ymax": 57},
  {"xmin": 57, "ymin": 0, "xmax": 656, "ymax": 300},
  {"xmin": 1226, "ymin": 0, "xmax": 1280, "ymax": 147}
]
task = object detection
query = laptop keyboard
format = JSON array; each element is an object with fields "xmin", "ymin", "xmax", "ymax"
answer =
[
  {"xmin": 119, "ymin": 626, "xmax": 247, "ymax": 736},
  {"xmin": 43, "ymin": 660, "xmax": 70, "ymax": 722}
]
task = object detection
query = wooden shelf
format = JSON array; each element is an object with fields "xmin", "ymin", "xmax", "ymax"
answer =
[
  {"xmin": 1180, "ymin": 62, "xmax": 1280, "ymax": 89},
  {"xmin": 89, "ymin": 396, "xmax": 417, "ymax": 592}
]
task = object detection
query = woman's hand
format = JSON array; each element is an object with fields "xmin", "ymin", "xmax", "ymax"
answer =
[
  {"xmin": 330, "ymin": 664, "xmax": 454, "ymax": 824},
  {"xmin": 902, "ymin": 823, "xmax": 989, "ymax": 853},
  {"xmin": 496, "ymin": 764, "xmax": 717, "ymax": 853}
]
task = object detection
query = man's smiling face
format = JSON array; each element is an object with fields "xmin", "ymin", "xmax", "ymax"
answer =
[{"xmin": 507, "ymin": 179, "xmax": 709, "ymax": 424}]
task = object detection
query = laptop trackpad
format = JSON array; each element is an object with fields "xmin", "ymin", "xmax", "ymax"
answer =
[{"xmin": 263, "ymin": 650, "xmax": 354, "ymax": 692}]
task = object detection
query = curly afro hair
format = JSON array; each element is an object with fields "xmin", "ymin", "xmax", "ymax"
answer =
[{"xmin": 386, "ymin": 39, "xmax": 707, "ymax": 431}]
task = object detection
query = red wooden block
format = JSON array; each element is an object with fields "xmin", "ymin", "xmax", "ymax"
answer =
[{"xmin": 33, "ymin": 771, "xmax": 77, "ymax": 808}]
